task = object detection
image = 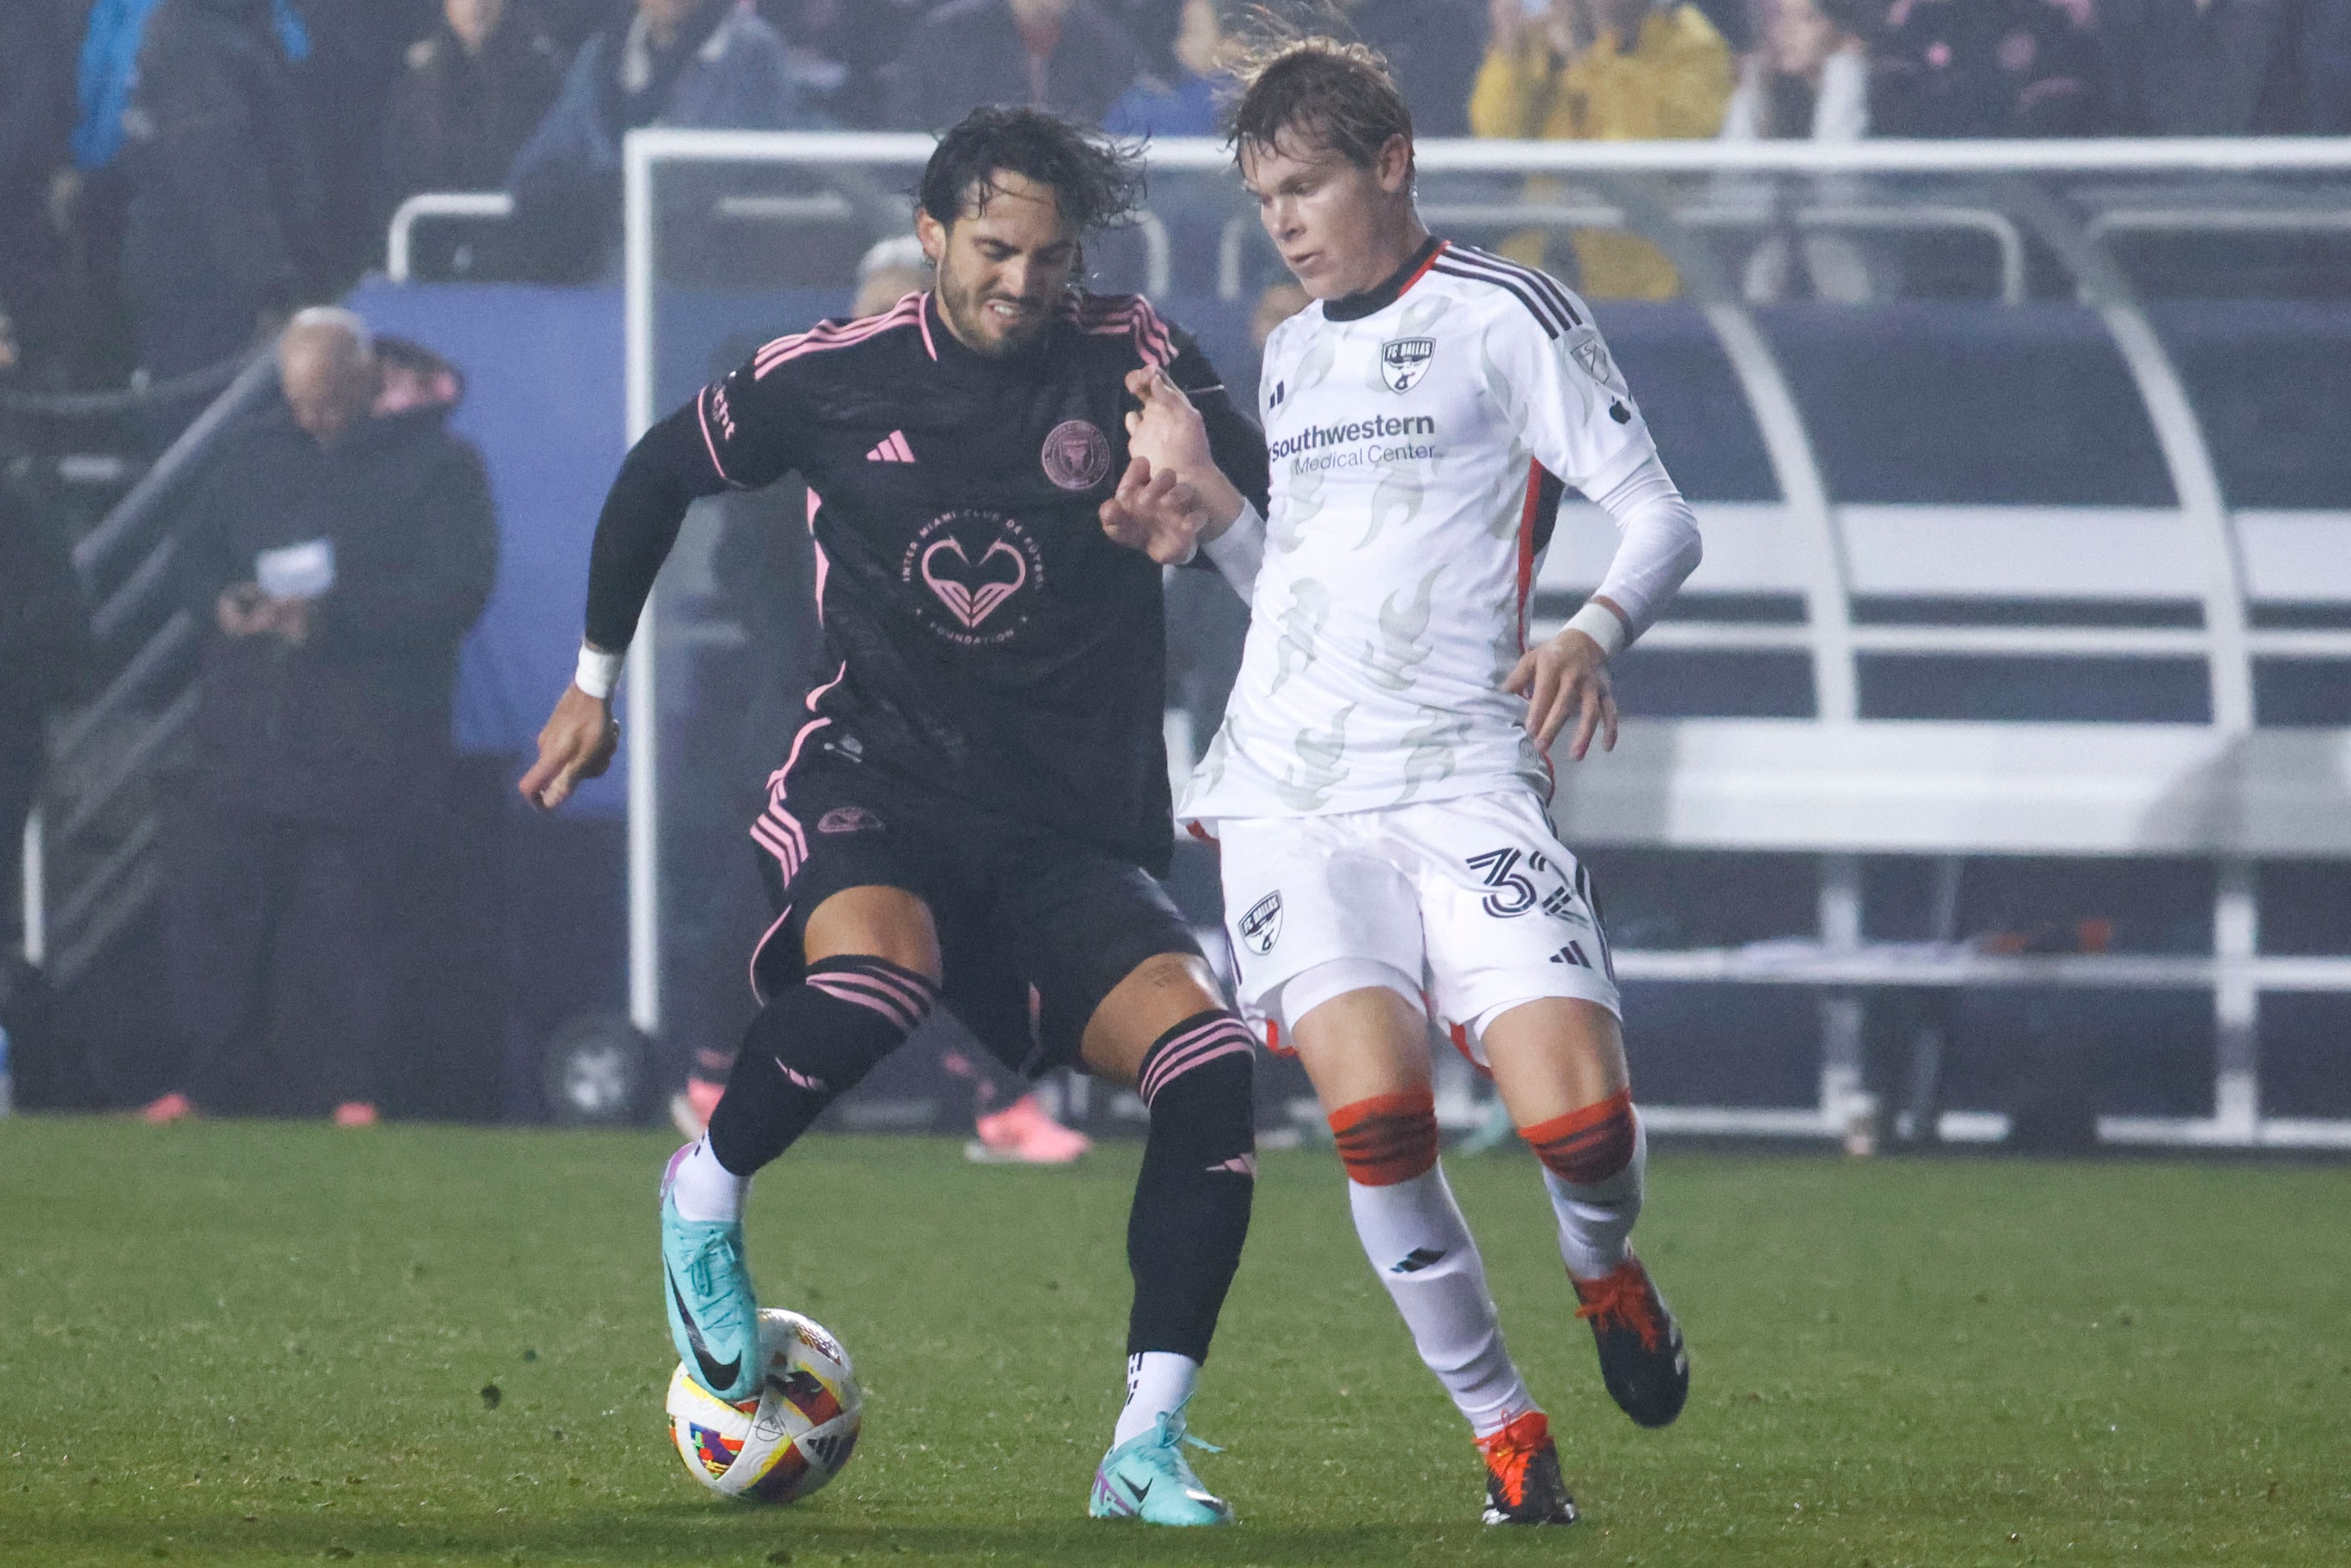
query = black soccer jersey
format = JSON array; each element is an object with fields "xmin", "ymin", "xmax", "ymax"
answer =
[{"xmin": 584, "ymin": 290, "xmax": 1270, "ymax": 872}]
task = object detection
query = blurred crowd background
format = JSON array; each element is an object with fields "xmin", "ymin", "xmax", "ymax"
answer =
[{"xmin": 1, "ymin": 0, "xmax": 2347, "ymax": 391}]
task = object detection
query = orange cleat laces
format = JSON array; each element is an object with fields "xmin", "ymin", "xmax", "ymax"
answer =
[
  {"xmin": 1573, "ymin": 1258, "xmax": 1668, "ymax": 1350},
  {"xmin": 1474, "ymin": 1411, "xmax": 1553, "ymax": 1507}
]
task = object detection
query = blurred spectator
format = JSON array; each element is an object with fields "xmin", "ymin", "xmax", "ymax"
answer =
[
  {"xmin": 119, "ymin": 0, "xmax": 326, "ymax": 379},
  {"xmin": 759, "ymin": 0, "xmax": 945, "ymax": 127},
  {"xmin": 383, "ymin": 0, "xmax": 568, "ymax": 219},
  {"xmin": 1342, "ymin": 0, "xmax": 1492, "ymax": 139},
  {"xmin": 1470, "ymin": 0, "xmax": 1734, "ymax": 298},
  {"xmin": 297, "ymin": 0, "xmax": 442, "ymax": 286},
  {"xmin": 1102, "ymin": 0, "xmax": 1230, "ymax": 138},
  {"xmin": 852, "ymin": 233, "xmax": 934, "ymax": 316},
  {"xmin": 1871, "ymin": 0, "xmax": 2098, "ymax": 138},
  {"xmin": 1721, "ymin": 0, "xmax": 1877, "ymax": 302},
  {"xmin": 141, "ymin": 311, "xmax": 496, "ymax": 1126},
  {"xmin": 885, "ymin": 0, "xmax": 1141, "ymax": 130},
  {"xmin": 0, "ymin": 3, "xmax": 75, "ymax": 382},
  {"xmin": 508, "ymin": 0, "xmax": 811, "ymax": 281},
  {"xmin": 2099, "ymin": 0, "xmax": 2351, "ymax": 135}
]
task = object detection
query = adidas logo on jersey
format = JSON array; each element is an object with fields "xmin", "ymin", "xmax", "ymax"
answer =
[{"xmin": 865, "ymin": 430, "xmax": 914, "ymax": 463}]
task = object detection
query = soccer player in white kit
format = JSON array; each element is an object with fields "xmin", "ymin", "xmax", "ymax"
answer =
[{"xmin": 1102, "ymin": 37, "xmax": 1703, "ymax": 1525}]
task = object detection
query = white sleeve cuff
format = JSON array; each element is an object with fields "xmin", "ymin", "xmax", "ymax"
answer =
[
  {"xmin": 1565, "ymin": 601, "xmax": 1629, "ymax": 660},
  {"xmin": 574, "ymin": 643, "xmax": 624, "ymax": 701},
  {"xmin": 1200, "ymin": 501, "xmax": 1267, "ymax": 600}
]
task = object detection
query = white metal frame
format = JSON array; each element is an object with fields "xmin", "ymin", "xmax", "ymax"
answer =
[{"xmin": 616, "ymin": 132, "xmax": 2351, "ymax": 1146}]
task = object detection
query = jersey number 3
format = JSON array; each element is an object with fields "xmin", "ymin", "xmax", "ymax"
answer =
[{"xmin": 1468, "ymin": 848, "xmax": 1537, "ymax": 918}]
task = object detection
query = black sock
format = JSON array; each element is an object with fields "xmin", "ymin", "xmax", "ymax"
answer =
[
  {"xmin": 705, "ymin": 955, "xmax": 936, "ymax": 1176},
  {"xmin": 1125, "ymin": 1011, "xmax": 1257, "ymax": 1362}
]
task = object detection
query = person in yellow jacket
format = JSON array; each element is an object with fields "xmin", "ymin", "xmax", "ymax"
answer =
[{"xmin": 1470, "ymin": 0, "xmax": 1734, "ymax": 298}]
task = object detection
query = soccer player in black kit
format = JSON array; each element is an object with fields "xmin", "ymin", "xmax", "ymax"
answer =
[{"xmin": 519, "ymin": 109, "xmax": 1269, "ymax": 1525}]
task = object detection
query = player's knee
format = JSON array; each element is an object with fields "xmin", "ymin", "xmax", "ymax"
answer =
[
  {"xmin": 749, "ymin": 954, "xmax": 937, "ymax": 1095},
  {"xmin": 1329, "ymin": 1088, "xmax": 1438, "ymax": 1186},
  {"xmin": 1136, "ymin": 1010, "xmax": 1256, "ymax": 1169},
  {"xmin": 1523, "ymin": 1088, "xmax": 1637, "ymax": 1186}
]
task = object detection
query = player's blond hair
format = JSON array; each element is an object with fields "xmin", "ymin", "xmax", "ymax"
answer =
[{"xmin": 1225, "ymin": 16, "xmax": 1413, "ymax": 175}]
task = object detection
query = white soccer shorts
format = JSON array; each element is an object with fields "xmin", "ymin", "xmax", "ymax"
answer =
[{"xmin": 1202, "ymin": 790, "xmax": 1620, "ymax": 1065}]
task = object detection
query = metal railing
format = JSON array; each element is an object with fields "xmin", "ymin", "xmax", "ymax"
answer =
[{"xmin": 27, "ymin": 352, "xmax": 279, "ymax": 990}]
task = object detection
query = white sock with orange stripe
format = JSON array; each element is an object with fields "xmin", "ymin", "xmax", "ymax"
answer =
[{"xmin": 1332, "ymin": 1090, "xmax": 1537, "ymax": 1439}]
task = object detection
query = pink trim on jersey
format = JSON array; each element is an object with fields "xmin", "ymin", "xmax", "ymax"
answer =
[
  {"xmin": 1066, "ymin": 294, "xmax": 1176, "ymax": 369},
  {"xmin": 752, "ymin": 296, "xmax": 924, "ymax": 379},
  {"xmin": 748, "ymin": 905, "xmax": 794, "ymax": 1004},
  {"xmin": 695, "ymin": 387, "xmax": 736, "ymax": 485},
  {"xmin": 918, "ymin": 293, "xmax": 940, "ymax": 361}
]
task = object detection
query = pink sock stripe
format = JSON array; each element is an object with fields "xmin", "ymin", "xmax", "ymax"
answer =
[
  {"xmin": 806, "ymin": 972, "xmax": 924, "ymax": 1032},
  {"xmin": 1139, "ymin": 1018, "xmax": 1253, "ymax": 1106},
  {"xmin": 1136, "ymin": 1018, "xmax": 1229, "ymax": 1086},
  {"xmin": 818, "ymin": 960, "xmax": 934, "ymax": 1017},
  {"xmin": 811, "ymin": 966, "xmax": 936, "ymax": 1027}
]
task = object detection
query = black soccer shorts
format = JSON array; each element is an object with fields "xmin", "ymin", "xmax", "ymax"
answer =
[{"xmin": 746, "ymin": 739, "xmax": 1201, "ymax": 1077}]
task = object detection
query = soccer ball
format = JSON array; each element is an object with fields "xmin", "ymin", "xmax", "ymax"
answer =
[{"xmin": 665, "ymin": 1308, "xmax": 862, "ymax": 1504}]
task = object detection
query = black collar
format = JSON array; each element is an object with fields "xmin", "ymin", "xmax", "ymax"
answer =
[{"xmin": 1322, "ymin": 235, "xmax": 1445, "ymax": 323}]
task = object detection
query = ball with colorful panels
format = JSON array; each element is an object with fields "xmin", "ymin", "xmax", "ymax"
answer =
[{"xmin": 665, "ymin": 1308, "xmax": 862, "ymax": 1504}]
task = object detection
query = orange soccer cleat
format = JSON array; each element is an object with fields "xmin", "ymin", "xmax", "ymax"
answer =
[
  {"xmin": 1475, "ymin": 1410, "xmax": 1577, "ymax": 1525},
  {"xmin": 139, "ymin": 1091, "xmax": 197, "ymax": 1125}
]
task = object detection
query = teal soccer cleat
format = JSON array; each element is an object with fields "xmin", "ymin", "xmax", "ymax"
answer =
[
  {"xmin": 659, "ymin": 1145, "xmax": 761, "ymax": 1404},
  {"xmin": 1088, "ymin": 1404, "xmax": 1235, "ymax": 1526}
]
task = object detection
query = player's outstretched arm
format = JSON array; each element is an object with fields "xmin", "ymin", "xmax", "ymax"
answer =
[{"xmin": 518, "ymin": 391, "xmax": 748, "ymax": 812}]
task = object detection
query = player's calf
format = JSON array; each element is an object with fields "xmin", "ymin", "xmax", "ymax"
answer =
[
  {"xmin": 663, "ymin": 955, "xmax": 937, "ymax": 1400},
  {"xmin": 1332, "ymin": 1089, "xmax": 1541, "ymax": 1441},
  {"xmin": 1095, "ymin": 1009, "xmax": 1255, "ymax": 1524},
  {"xmin": 1523, "ymin": 1093, "xmax": 1689, "ymax": 1428}
]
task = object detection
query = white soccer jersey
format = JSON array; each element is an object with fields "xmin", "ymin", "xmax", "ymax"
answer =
[{"xmin": 1181, "ymin": 240, "xmax": 1661, "ymax": 821}]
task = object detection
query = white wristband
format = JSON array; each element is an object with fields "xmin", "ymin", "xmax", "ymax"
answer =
[
  {"xmin": 1564, "ymin": 600, "xmax": 1628, "ymax": 660},
  {"xmin": 574, "ymin": 643, "xmax": 624, "ymax": 701}
]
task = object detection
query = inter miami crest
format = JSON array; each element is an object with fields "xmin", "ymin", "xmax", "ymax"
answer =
[
  {"xmin": 1238, "ymin": 892, "xmax": 1283, "ymax": 955},
  {"xmin": 1380, "ymin": 337, "xmax": 1434, "ymax": 394}
]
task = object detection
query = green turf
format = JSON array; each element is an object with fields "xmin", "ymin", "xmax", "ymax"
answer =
[{"xmin": 2, "ymin": 1121, "xmax": 2346, "ymax": 1566}]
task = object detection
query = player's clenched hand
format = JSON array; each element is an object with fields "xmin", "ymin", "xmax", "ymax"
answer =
[
  {"xmin": 518, "ymin": 684, "xmax": 619, "ymax": 811},
  {"xmin": 1506, "ymin": 628, "xmax": 1619, "ymax": 760},
  {"xmin": 1100, "ymin": 455, "xmax": 1210, "ymax": 564}
]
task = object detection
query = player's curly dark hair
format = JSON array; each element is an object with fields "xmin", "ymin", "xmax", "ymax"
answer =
[
  {"xmin": 918, "ymin": 106, "xmax": 1146, "ymax": 236},
  {"xmin": 1226, "ymin": 19, "xmax": 1413, "ymax": 175}
]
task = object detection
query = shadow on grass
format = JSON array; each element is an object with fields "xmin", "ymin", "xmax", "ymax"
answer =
[{"xmin": 8, "ymin": 1505, "xmax": 1570, "ymax": 1565}]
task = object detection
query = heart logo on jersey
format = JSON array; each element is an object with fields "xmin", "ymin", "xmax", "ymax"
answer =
[
  {"xmin": 920, "ymin": 536, "xmax": 1029, "ymax": 630},
  {"xmin": 1380, "ymin": 336, "xmax": 1435, "ymax": 394}
]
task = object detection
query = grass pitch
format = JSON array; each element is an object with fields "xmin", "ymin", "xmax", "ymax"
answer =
[{"xmin": 1, "ymin": 1121, "xmax": 2345, "ymax": 1567}]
